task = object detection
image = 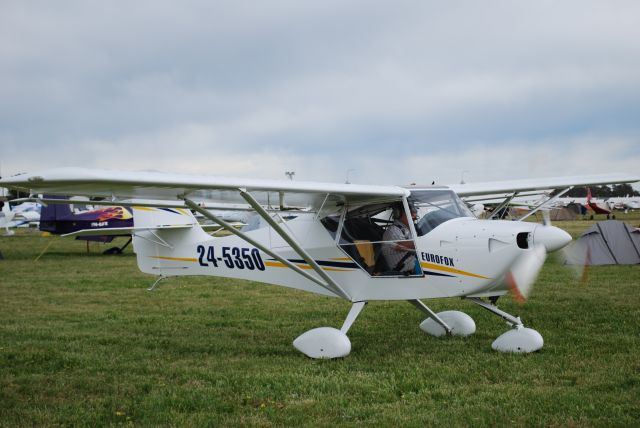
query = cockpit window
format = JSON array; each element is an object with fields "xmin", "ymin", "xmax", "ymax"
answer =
[
  {"xmin": 410, "ymin": 189, "xmax": 473, "ymax": 236},
  {"xmin": 321, "ymin": 199, "xmax": 422, "ymax": 277}
]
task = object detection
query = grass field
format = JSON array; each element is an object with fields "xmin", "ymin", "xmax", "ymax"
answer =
[{"xmin": 1, "ymin": 215, "xmax": 640, "ymax": 426}]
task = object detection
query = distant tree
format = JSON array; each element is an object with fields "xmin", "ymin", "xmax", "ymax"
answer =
[
  {"xmin": 611, "ymin": 183, "xmax": 640, "ymax": 197},
  {"xmin": 552, "ymin": 184, "xmax": 639, "ymax": 198}
]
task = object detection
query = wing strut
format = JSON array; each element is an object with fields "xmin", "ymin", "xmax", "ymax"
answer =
[
  {"xmin": 517, "ymin": 186, "xmax": 573, "ymax": 221},
  {"xmin": 409, "ymin": 300, "xmax": 452, "ymax": 335},
  {"xmin": 238, "ymin": 189, "xmax": 351, "ymax": 300},
  {"xmin": 182, "ymin": 197, "xmax": 350, "ymax": 300},
  {"xmin": 487, "ymin": 192, "xmax": 519, "ymax": 220}
]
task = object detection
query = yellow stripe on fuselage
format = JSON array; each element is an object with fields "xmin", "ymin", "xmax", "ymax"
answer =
[{"xmin": 420, "ymin": 262, "xmax": 490, "ymax": 279}]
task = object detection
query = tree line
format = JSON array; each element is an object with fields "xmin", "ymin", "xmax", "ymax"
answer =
[{"xmin": 552, "ymin": 184, "xmax": 640, "ymax": 198}]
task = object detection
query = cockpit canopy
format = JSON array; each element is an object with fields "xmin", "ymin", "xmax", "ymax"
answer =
[{"xmin": 409, "ymin": 189, "xmax": 474, "ymax": 236}]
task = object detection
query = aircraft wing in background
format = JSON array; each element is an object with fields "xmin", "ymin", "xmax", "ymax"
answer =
[
  {"xmin": 448, "ymin": 173, "xmax": 640, "ymax": 198},
  {"xmin": 447, "ymin": 173, "xmax": 639, "ymax": 220}
]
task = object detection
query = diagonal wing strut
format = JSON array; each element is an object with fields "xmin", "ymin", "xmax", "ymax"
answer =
[
  {"xmin": 517, "ymin": 186, "xmax": 573, "ymax": 221},
  {"xmin": 487, "ymin": 191, "xmax": 519, "ymax": 220}
]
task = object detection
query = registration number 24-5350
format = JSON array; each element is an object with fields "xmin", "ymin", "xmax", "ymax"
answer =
[{"xmin": 197, "ymin": 245, "xmax": 265, "ymax": 271}]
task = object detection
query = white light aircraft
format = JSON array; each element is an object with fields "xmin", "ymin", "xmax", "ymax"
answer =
[
  {"xmin": 2, "ymin": 168, "xmax": 638, "ymax": 358},
  {"xmin": 8, "ymin": 201, "xmax": 41, "ymax": 226},
  {"xmin": 0, "ymin": 200, "xmax": 42, "ymax": 234}
]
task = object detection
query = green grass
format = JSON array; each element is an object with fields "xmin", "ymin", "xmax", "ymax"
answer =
[{"xmin": 1, "ymin": 216, "xmax": 640, "ymax": 427}]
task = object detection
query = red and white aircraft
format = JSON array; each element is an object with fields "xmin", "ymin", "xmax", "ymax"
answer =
[{"xmin": 2, "ymin": 168, "xmax": 637, "ymax": 358}]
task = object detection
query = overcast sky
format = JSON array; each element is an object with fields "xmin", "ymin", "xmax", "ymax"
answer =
[{"xmin": 1, "ymin": 1, "xmax": 639, "ymax": 187}]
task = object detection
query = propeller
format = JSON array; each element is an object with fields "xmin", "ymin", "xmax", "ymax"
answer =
[
  {"xmin": 542, "ymin": 209, "xmax": 592, "ymax": 283},
  {"xmin": 504, "ymin": 203, "xmax": 597, "ymax": 303},
  {"xmin": 559, "ymin": 239, "xmax": 591, "ymax": 284},
  {"xmin": 506, "ymin": 219, "xmax": 572, "ymax": 303},
  {"xmin": 505, "ymin": 244, "xmax": 547, "ymax": 303}
]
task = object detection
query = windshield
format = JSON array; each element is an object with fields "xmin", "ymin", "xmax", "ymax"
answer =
[{"xmin": 410, "ymin": 189, "xmax": 474, "ymax": 236}]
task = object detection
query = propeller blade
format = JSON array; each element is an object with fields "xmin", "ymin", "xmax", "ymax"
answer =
[
  {"xmin": 505, "ymin": 244, "xmax": 547, "ymax": 303},
  {"xmin": 559, "ymin": 241, "xmax": 590, "ymax": 284}
]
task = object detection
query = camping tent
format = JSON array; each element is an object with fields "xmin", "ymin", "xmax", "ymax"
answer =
[
  {"xmin": 549, "ymin": 203, "xmax": 584, "ymax": 221},
  {"xmin": 564, "ymin": 220, "xmax": 640, "ymax": 265}
]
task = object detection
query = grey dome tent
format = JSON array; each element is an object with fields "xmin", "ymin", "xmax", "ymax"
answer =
[
  {"xmin": 549, "ymin": 202, "xmax": 584, "ymax": 221},
  {"xmin": 564, "ymin": 220, "xmax": 640, "ymax": 265}
]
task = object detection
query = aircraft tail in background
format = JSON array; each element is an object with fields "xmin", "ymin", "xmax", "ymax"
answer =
[
  {"xmin": 39, "ymin": 196, "xmax": 73, "ymax": 233},
  {"xmin": 585, "ymin": 187, "xmax": 612, "ymax": 215}
]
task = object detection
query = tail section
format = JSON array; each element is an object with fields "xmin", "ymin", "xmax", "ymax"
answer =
[
  {"xmin": 132, "ymin": 206, "xmax": 211, "ymax": 275},
  {"xmin": 39, "ymin": 195, "xmax": 73, "ymax": 233}
]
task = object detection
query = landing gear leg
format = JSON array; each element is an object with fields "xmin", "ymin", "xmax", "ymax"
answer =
[
  {"xmin": 293, "ymin": 301, "xmax": 367, "ymax": 359},
  {"xmin": 467, "ymin": 297, "xmax": 543, "ymax": 353},
  {"xmin": 410, "ymin": 300, "xmax": 452, "ymax": 336},
  {"xmin": 340, "ymin": 301, "xmax": 367, "ymax": 334},
  {"xmin": 103, "ymin": 237, "xmax": 132, "ymax": 255},
  {"xmin": 410, "ymin": 299, "xmax": 476, "ymax": 337}
]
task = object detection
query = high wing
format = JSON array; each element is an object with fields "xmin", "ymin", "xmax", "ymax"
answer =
[
  {"xmin": 448, "ymin": 173, "xmax": 639, "ymax": 198},
  {"xmin": 1, "ymin": 167, "xmax": 408, "ymax": 210},
  {"xmin": 3, "ymin": 168, "xmax": 638, "ymax": 210}
]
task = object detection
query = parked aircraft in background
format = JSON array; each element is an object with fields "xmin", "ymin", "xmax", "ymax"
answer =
[
  {"xmin": 7, "ymin": 201, "xmax": 41, "ymax": 227},
  {"xmin": 0, "ymin": 200, "xmax": 42, "ymax": 234},
  {"xmin": 596, "ymin": 196, "xmax": 640, "ymax": 211},
  {"xmin": 37, "ymin": 196, "xmax": 135, "ymax": 254},
  {"xmin": 468, "ymin": 185, "xmax": 640, "ymax": 219},
  {"xmin": 24, "ymin": 196, "xmax": 239, "ymax": 254},
  {"xmin": 584, "ymin": 187, "xmax": 611, "ymax": 215}
]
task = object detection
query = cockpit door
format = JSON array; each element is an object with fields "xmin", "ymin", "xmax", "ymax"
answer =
[{"xmin": 321, "ymin": 198, "xmax": 423, "ymax": 277}]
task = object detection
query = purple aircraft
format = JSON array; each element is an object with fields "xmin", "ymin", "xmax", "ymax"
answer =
[{"xmin": 39, "ymin": 196, "xmax": 133, "ymax": 254}]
